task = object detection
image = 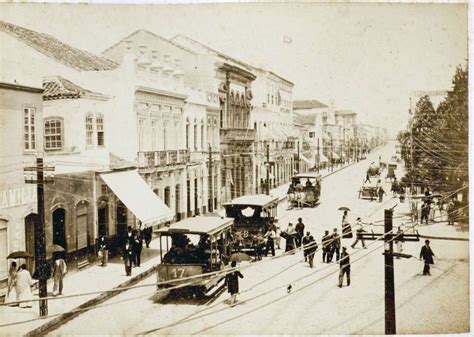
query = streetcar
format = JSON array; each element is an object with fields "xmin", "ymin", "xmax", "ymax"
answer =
[
  {"xmin": 287, "ymin": 172, "xmax": 322, "ymax": 208},
  {"xmin": 155, "ymin": 216, "xmax": 234, "ymax": 298},
  {"xmin": 223, "ymin": 194, "xmax": 279, "ymax": 254}
]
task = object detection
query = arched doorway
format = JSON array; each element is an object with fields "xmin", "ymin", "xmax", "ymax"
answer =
[
  {"xmin": 116, "ymin": 200, "xmax": 127, "ymax": 247},
  {"xmin": 164, "ymin": 186, "xmax": 171, "ymax": 208},
  {"xmin": 97, "ymin": 200, "xmax": 108, "ymax": 239},
  {"xmin": 175, "ymin": 184, "xmax": 181, "ymax": 221},
  {"xmin": 52, "ymin": 208, "xmax": 67, "ymax": 250},
  {"xmin": 24, "ymin": 214, "xmax": 37, "ymax": 273}
]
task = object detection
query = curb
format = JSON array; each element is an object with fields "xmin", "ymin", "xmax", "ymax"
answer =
[{"xmin": 25, "ymin": 264, "xmax": 158, "ymax": 336}]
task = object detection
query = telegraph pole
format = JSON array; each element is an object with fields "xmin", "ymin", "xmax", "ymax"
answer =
[
  {"xmin": 330, "ymin": 136, "xmax": 333, "ymax": 172},
  {"xmin": 297, "ymin": 141, "xmax": 300, "ymax": 173},
  {"xmin": 384, "ymin": 209, "xmax": 396, "ymax": 334},
  {"xmin": 266, "ymin": 143, "xmax": 270, "ymax": 195},
  {"xmin": 409, "ymin": 97, "xmax": 414, "ymax": 195},
  {"xmin": 316, "ymin": 138, "xmax": 320, "ymax": 173},
  {"xmin": 24, "ymin": 156, "xmax": 54, "ymax": 317},
  {"xmin": 208, "ymin": 143, "xmax": 213, "ymax": 213}
]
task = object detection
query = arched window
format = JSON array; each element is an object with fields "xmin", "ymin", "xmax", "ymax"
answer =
[
  {"xmin": 96, "ymin": 114, "xmax": 104, "ymax": 146},
  {"xmin": 193, "ymin": 118, "xmax": 198, "ymax": 151},
  {"xmin": 44, "ymin": 118, "xmax": 63, "ymax": 150},
  {"xmin": 201, "ymin": 118, "xmax": 204, "ymax": 150},
  {"xmin": 85, "ymin": 114, "xmax": 94, "ymax": 146},
  {"xmin": 186, "ymin": 118, "xmax": 190, "ymax": 149}
]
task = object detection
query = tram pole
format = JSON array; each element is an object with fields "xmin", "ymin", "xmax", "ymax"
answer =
[
  {"xmin": 266, "ymin": 143, "xmax": 270, "ymax": 195},
  {"xmin": 317, "ymin": 138, "xmax": 320, "ymax": 173},
  {"xmin": 208, "ymin": 143, "xmax": 213, "ymax": 213},
  {"xmin": 384, "ymin": 209, "xmax": 396, "ymax": 334}
]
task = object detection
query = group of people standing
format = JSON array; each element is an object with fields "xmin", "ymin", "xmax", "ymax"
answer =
[{"xmin": 121, "ymin": 226, "xmax": 150, "ymax": 276}]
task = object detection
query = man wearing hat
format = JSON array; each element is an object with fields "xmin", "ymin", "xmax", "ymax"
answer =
[
  {"xmin": 295, "ymin": 218, "xmax": 305, "ymax": 247},
  {"xmin": 419, "ymin": 239, "xmax": 435, "ymax": 275},
  {"xmin": 351, "ymin": 217, "xmax": 366, "ymax": 249},
  {"xmin": 302, "ymin": 231, "xmax": 312, "ymax": 262},
  {"xmin": 338, "ymin": 246, "xmax": 351, "ymax": 288}
]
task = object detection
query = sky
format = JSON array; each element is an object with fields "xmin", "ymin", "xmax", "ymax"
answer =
[{"xmin": 0, "ymin": 2, "xmax": 468, "ymax": 135}]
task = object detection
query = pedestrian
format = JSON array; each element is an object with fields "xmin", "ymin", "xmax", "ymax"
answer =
[
  {"xmin": 420, "ymin": 201, "xmax": 430, "ymax": 225},
  {"xmin": 274, "ymin": 225, "xmax": 282, "ymax": 250},
  {"xmin": 16, "ymin": 264, "xmax": 34, "ymax": 308},
  {"xmin": 331, "ymin": 228, "xmax": 341, "ymax": 261},
  {"xmin": 341, "ymin": 211, "xmax": 353, "ymax": 239},
  {"xmin": 225, "ymin": 261, "xmax": 243, "ymax": 306},
  {"xmin": 338, "ymin": 247, "xmax": 351, "ymax": 288},
  {"xmin": 302, "ymin": 231, "xmax": 312, "ymax": 262},
  {"xmin": 143, "ymin": 225, "xmax": 153, "ymax": 248},
  {"xmin": 341, "ymin": 210, "xmax": 348, "ymax": 225},
  {"xmin": 254, "ymin": 232, "xmax": 265, "ymax": 261},
  {"xmin": 419, "ymin": 239, "xmax": 435, "ymax": 276},
  {"xmin": 132, "ymin": 229, "xmax": 143, "ymax": 267},
  {"xmin": 391, "ymin": 178, "xmax": 399, "ymax": 197},
  {"xmin": 122, "ymin": 241, "xmax": 134, "ymax": 276},
  {"xmin": 306, "ymin": 235, "xmax": 318, "ymax": 268},
  {"xmin": 295, "ymin": 218, "xmax": 305, "ymax": 246},
  {"xmin": 264, "ymin": 225, "xmax": 276, "ymax": 257},
  {"xmin": 5, "ymin": 261, "xmax": 18, "ymax": 306},
  {"xmin": 284, "ymin": 223, "xmax": 296, "ymax": 253},
  {"xmin": 364, "ymin": 171, "xmax": 371, "ymax": 184},
  {"xmin": 447, "ymin": 199, "xmax": 455, "ymax": 225},
  {"xmin": 52, "ymin": 253, "xmax": 67, "ymax": 296},
  {"xmin": 98, "ymin": 234, "xmax": 108, "ymax": 266},
  {"xmin": 126, "ymin": 226, "xmax": 133, "ymax": 246},
  {"xmin": 351, "ymin": 217, "xmax": 366, "ymax": 249},
  {"xmin": 322, "ymin": 230, "xmax": 332, "ymax": 263},
  {"xmin": 378, "ymin": 185, "xmax": 386, "ymax": 202}
]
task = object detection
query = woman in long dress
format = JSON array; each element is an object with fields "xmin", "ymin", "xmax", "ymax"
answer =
[
  {"xmin": 16, "ymin": 263, "xmax": 34, "ymax": 308},
  {"xmin": 5, "ymin": 261, "xmax": 18, "ymax": 306}
]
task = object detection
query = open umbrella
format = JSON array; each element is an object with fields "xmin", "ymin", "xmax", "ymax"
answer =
[
  {"xmin": 338, "ymin": 207, "xmax": 351, "ymax": 212},
  {"xmin": 229, "ymin": 252, "xmax": 252, "ymax": 262},
  {"xmin": 47, "ymin": 244, "xmax": 65, "ymax": 254},
  {"xmin": 7, "ymin": 251, "xmax": 34, "ymax": 259}
]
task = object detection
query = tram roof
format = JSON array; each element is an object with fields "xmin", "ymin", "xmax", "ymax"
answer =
[
  {"xmin": 223, "ymin": 194, "xmax": 279, "ymax": 208},
  {"xmin": 291, "ymin": 172, "xmax": 322, "ymax": 179},
  {"xmin": 155, "ymin": 216, "xmax": 234, "ymax": 236}
]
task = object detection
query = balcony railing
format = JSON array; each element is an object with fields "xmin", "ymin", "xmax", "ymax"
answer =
[
  {"xmin": 220, "ymin": 128, "xmax": 256, "ymax": 143},
  {"xmin": 138, "ymin": 149, "xmax": 190, "ymax": 168}
]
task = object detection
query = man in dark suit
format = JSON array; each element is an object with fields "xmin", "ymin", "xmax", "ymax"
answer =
[
  {"xmin": 132, "ymin": 229, "xmax": 143, "ymax": 267},
  {"xmin": 420, "ymin": 239, "xmax": 435, "ymax": 275},
  {"xmin": 338, "ymin": 247, "xmax": 350, "ymax": 287}
]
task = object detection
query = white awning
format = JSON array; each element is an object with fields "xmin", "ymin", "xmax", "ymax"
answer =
[
  {"xmin": 100, "ymin": 170, "xmax": 174, "ymax": 226},
  {"xmin": 316, "ymin": 153, "xmax": 329, "ymax": 163},
  {"xmin": 299, "ymin": 154, "xmax": 315, "ymax": 167}
]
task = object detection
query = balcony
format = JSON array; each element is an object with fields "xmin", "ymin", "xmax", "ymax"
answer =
[
  {"xmin": 138, "ymin": 149, "xmax": 190, "ymax": 168},
  {"xmin": 220, "ymin": 128, "xmax": 256, "ymax": 144}
]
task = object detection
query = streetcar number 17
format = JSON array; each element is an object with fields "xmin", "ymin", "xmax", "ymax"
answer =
[{"xmin": 171, "ymin": 268, "xmax": 185, "ymax": 278}]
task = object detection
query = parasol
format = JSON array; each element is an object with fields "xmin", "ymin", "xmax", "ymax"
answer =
[
  {"xmin": 229, "ymin": 252, "xmax": 252, "ymax": 262},
  {"xmin": 47, "ymin": 244, "xmax": 66, "ymax": 254},
  {"xmin": 7, "ymin": 251, "xmax": 34, "ymax": 259},
  {"xmin": 338, "ymin": 207, "xmax": 351, "ymax": 212}
]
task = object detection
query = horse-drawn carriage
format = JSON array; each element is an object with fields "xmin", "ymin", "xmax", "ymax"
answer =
[
  {"xmin": 223, "ymin": 194, "xmax": 279, "ymax": 255},
  {"xmin": 385, "ymin": 163, "xmax": 397, "ymax": 182},
  {"xmin": 287, "ymin": 173, "xmax": 322, "ymax": 208},
  {"xmin": 367, "ymin": 165, "xmax": 381, "ymax": 178},
  {"xmin": 358, "ymin": 180, "xmax": 378, "ymax": 200}
]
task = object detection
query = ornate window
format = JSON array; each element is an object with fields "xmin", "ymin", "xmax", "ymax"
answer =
[
  {"xmin": 85, "ymin": 114, "xmax": 94, "ymax": 146},
  {"xmin": 23, "ymin": 107, "xmax": 36, "ymax": 151},
  {"xmin": 186, "ymin": 118, "xmax": 190, "ymax": 149},
  {"xmin": 96, "ymin": 114, "xmax": 104, "ymax": 146},
  {"xmin": 138, "ymin": 119, "xmax": 145, "ymax": 151},
  {"xmin": 193, "ymin": 119, "xmax": 198, "ymax": 151},
  {"xmin": 201, "ymin": 119, "xmax": 204, "ymax": 150},
  {"xmin": 44, "ymin": 118, "xmax": 63, "ymax": 150}
]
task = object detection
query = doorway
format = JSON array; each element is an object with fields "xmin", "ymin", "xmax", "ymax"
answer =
[
  {"xmin": 175, "ymin": 184, "xmax": 181, "ymax": 221},
  {"xmin": 116, "ymin": 201, "xmax": 127, "ymax": 246},
  {"xmin": 52, "ymin": 208, "xmax": 67, "ymax": 250},
  {"xmin": 24, "ymin": 214, "xmax": 36, "ymax": 273}
]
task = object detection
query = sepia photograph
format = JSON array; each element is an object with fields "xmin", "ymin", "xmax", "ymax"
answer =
[{"xmin": 0, "ymin": 1, "xmax": 469, "ymax": 335}]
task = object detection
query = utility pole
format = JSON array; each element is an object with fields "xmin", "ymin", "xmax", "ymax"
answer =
[
  {"xmin": 316, "ymin": 138, "xmax": 320, "ymax": 173},
  {"xmin": 358, "ymin": 208, "xmax": 419, "ymax": 335},
  {"xmin": 330, "ymin": 136, "xmax": 333, "ymax": 172},
  {"xmin": 266, "ymin": 143, "xmax": 270, "ymax": 195},
  {"xmin": 409, "ymin": 97, "xmax": 414, "ymax": 195},
  {"xmin": 208, "ymin": 143, "xmax": 213, "ymax": 213},
  {"xmin": 24, "ymin": 156, "xmax": 54, "ymax": 317},
  {"xmin": 297, "ymin": 141, "xmax": 300, "ymax": 173},
  {"xmin": 384, "ymin": 209, "xmax": 396, "ymax": 335}
]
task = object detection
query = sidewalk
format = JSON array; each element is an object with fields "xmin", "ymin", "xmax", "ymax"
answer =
[{"xmin": 0, "ymin": 160, "xmax": 358, "ymax": 336}]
